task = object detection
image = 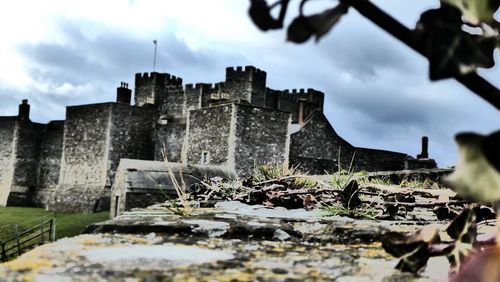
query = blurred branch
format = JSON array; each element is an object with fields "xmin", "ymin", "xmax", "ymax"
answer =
[{"xmin": 339, "ymin": 0, "xmax": 500, "ymax": 111}]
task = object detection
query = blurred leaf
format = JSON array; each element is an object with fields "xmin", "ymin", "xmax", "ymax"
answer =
[
  {"xmin": 341, "ymin": 180, "xmax": 361, "ymax": 209},
  {"xmin": 449, "ymin": 246, "xmax": 500, "ymax": 282},
  {"xmin": 287, "ymin": 16, "xmax": 314, "ymax": 43},
  {"xmin": 472, "ymin": 205, "xmax": 496, "ymax": 222},
  {"xmin": 433, "ymin": 206, "xmax": 459, "ymax": 220},
  {"xmin": 446, "ymin": 208, "xmax": 477, "ymax": 243},
  {"xmin": 441, "ymin": 0, "xmax": 499, "ymax": 24},
  {"xmin": 446, "ymin": 208, "xmax": 477, "ymax": 269},
  {"xmin": 249, "ymin": 0, "xmax": 289, "ymax": 31},
  {"xmin": 382, "ymin": 226, "xmax": 441, "ymax": 273},
  {"xmin": 417, "ymin": 6, "xmax": 496, "ymax": 80},
  {"xmin": 482, "ymin": 130, "xmax": 500, "ymax": 172},
  {"xmin": 446, "ymin": 131, "xmax": 500, "ymax": 202},
  {"xmin": 287, "ymin": 3, "xmax": 348, "ymax": 43}
]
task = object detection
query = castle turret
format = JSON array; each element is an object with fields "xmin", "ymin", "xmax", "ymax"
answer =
[
  {"xmin": 116, "ymin": 82, "xmax": 131, "ymax": 104},
  {"xmin": 225, "ymin": 66, "xmax": 267, "ymax": 107},
  {"xmin": 134, "ymin": 72, "xmax": 183, "ymax": 107},
  {"xmin": 18, "ymin": 99, "xmax": 30, "ymax": 120}
]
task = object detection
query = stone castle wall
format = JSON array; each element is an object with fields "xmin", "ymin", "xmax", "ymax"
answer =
[
  {"xmin": 154, "ymin": 122, "xmax": 186, "ymax": 162},
  {"xmin": 185, "ymin": 104, "xmax": 233, "ymax": 166},
  {"xmin": 32, "ymin": 121, "xmax": 64, "ymax": 206},
  {"xmin": 233, "ymin": 104, "xmax": 291, "ymax": 176},
  {"xmin": 52, "ymin": 103, "xmax": 113, "ymax": 212},
  {"xmin": 107, "ymin": 103, "xmax": 155, "ymax": 187},
  {"xmin": 0, "ymin": 118, "xmax": 17, "ymax": 206},
  {"xmin": 290, "ymin": 110, "xmax": 410, "ymax": 173}
]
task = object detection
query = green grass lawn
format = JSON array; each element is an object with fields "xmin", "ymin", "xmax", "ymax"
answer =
[{"xmin": 0, "ymin": 207, "xmax": 108, "ymax": 242}]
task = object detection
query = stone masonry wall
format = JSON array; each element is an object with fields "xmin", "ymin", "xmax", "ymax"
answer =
[
  {"xmin": 233, "ymin": 104, "xmax": 291, "ymax": 176},
  {"xmin": 290, "ymin": 111, "xmax": 355, "ymax": 172},
  {"xmin": 9, "ymin": 120, "xmax": 45, "ymax": 206},
  {"xmin": 185, "ymin": 104, "xmax": 232, "ymax": 166},
  {"xmin": 162, "ymin": 86, "xmax": 185, "ymax": 118},
  {"xmin": 154, "ymin": 123, "xmax": 186, "ymax": 162},
  {"xmin": 52, "ymin": 103, "xmax": 113, "ymax": 212},
  {"xmin": 107, "ymin": 103, "xmax": 155, "ymax": 188},
  {"xmin": 0, "ymin": 118, "xmax": 17, "ymax": 206},
  {"xmin": 354, "ymin": 148, "xmax": 409, "ymax": 172},
  {"xmin": 184, "ymin": 84, "xmax": 203, "ymax": 112},
  {"xmin": 32, "ymin": 121, "xmax": 64, "ymax": 207},
  {"xmin": 290, "ymin": 111, "xmax": 409, "ymax": 173}
]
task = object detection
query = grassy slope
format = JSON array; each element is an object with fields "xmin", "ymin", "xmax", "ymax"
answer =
[{"xmin": 0, "ymin": 207, "xmax": 108, "ymax": 241}]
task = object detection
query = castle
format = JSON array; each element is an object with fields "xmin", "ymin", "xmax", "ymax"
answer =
[{"xmin": 0, "ymin": 66, "xmax": 436, "ymax": 212}]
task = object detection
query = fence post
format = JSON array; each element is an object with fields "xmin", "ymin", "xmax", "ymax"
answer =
[
  {"xmin": 40, "ymin": 219, "xmax": 44, "ymax": 245},
  {"xmin": 51, "ymin": 218, "xmax": 56, "ymax": 242},
  {"xmin": 1, "ymin": 241, "xmax": 5, "ymax": 262},
  {"xmin": 15, "ymin": 224, "xmax": 21, "ymax": 257}
]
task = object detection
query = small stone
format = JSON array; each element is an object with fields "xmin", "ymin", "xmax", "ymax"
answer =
[{"xmin": 273, "ymin": 229, "xmax": 291, "ymax": 241}]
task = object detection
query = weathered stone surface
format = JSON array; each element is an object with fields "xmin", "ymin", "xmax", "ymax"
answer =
[{"xmin": 3, "ymin": 201, "xmax": 491, "ymax": 281}]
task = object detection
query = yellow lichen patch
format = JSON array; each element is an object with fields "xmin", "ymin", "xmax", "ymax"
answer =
[
  {"xmin": 205, "ymin": 270, "xmax": 256, "ymax": 282},
  {"xmin": 79, "ymin": 238, "xmax": 102, "ymax": 246},
  {"xmin": 5, "ymin": 258, "xmax": 52, "ymax": 272},
  {"xmin": 123, "ymin": 235, "xmax": 150, "ymax": 245},
  {"xmin": 18, "ymin": 274, "xmax": 35, "ymax": 282},
  {"xmin": 360, "ymin": 246, "xmax": 390, "ymax": 259}
]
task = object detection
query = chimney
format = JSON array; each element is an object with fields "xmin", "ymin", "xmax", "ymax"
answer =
[
  {"xmin": 116, "ymin": 82, "xmax": 132, "ymax": 104},
  {"xmin": 417, "ymin": 136, "xmax": 429, "ymax": 159},
  {"xmin": 18, "ymin": 99, "xmax": 30, "ymax": 120}
]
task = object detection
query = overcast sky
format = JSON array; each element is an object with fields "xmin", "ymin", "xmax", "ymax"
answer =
[{"xmin": 0, "ymin": 0, "xmax": 498, "ymax": 167}]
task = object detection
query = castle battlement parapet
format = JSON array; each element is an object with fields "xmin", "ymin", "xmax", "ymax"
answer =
[
  {"xmin": 135, "ymin": 72, "xmax": 183, "ymax": 86},
  {"xmin": 225, "ymin": 65, "xmax": 267, "ymax": 80}
]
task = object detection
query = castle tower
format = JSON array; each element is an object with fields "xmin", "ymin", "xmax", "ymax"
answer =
[
  {"xmin": 225, "ymin": 66, "xmax": 267, "ymax": 107},
  {"xmin": 134, "ymin": 72, "xmax": 183, "ymax": 107}
]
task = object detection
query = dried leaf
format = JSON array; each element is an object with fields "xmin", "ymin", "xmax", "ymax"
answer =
[
  {"xmin": 341, "ymin": 180, "xmax": 362, "ymax": 209},
  {"xmin": 446, "ymin": 131, "xmax": 500, "ymax": 202},
  {"xmin": 381, "ymin": 226, "xmax": 441, "ymax": 273}
]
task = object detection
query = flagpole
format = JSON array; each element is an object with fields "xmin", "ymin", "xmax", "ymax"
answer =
[{"xmin": 153, "ymin": 40, "xmax": 158, "ymax": 72}]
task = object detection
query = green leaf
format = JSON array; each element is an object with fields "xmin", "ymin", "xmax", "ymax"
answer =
[
  {"xmin": 441, "ymin": 0, "xmax": 499, "ymax": 24},
  {"xmin": 287, "ymin": 3, "xmax": 348, "ymax": 43},
  {"xmin": 446, "ymin": 131, "xmax": 500, "ymax": 202},
  {"xmin": 417, "ymin": 6, "xmax": 497, "ymax": 80}
]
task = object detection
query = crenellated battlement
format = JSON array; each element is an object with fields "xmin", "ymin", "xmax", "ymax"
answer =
[
  {"xmin": 225, "ymin": 65, "xmax": 267, "ymax": 78},
  {"xmin": 135, "ymin": 72, "xmax": 183, "ymax": 86},
  {"xmin": 166, "ymin": 85, "xmax": 184, "ymax": 92},
  {"xmin": 282, "ymin": 88, "xmax": 324, "ymax": 95}
]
